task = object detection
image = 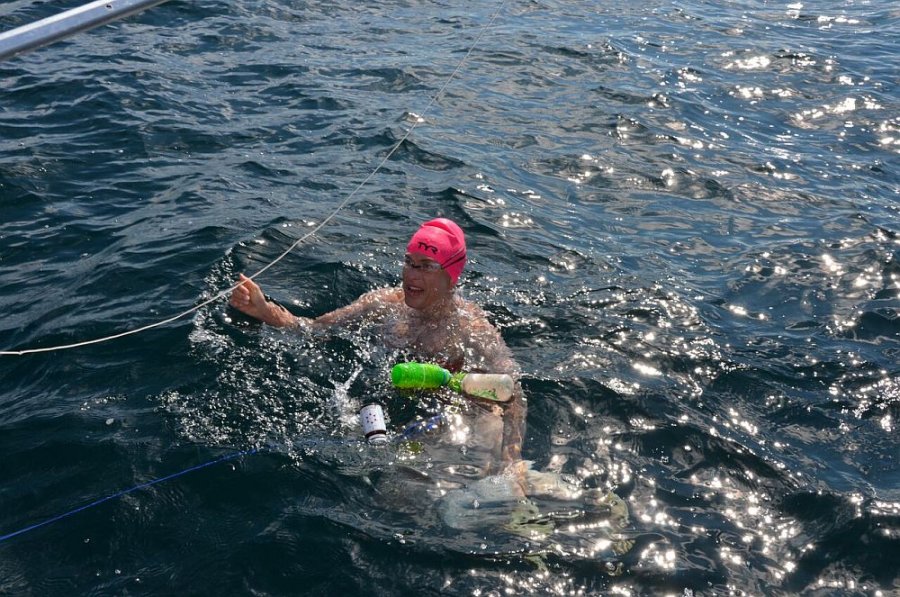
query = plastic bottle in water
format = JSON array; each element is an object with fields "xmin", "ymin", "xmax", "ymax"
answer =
[
  {"xmin": 391, "ymin": 362, "xmax": 451, "ymax": 389},
  {"xmin": 359, "ymin": 400, "xmax": 388, "ymax": 444},
  {"xmin": 449, "ymin": 372, "xmax": 514, "ymax": 403},
  {"xmin": 391, "ymin": 362, "xmax": 514, "ymax": 403}
]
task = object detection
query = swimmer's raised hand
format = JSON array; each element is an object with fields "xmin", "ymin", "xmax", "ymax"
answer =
[
  {"xmin": 229, "ymin": 273, "xmax": 265, "ymax": 316},
  {"xmin": 229, "ymin": 274, "xmax": 298, "ymax": 327}
]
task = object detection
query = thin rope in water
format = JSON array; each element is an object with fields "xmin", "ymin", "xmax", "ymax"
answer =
[
  {"xmin": 0, "ymin": 0, "xmax": 507, "ymax": 357},
  {"xmin": 0, "ymin": 447, "xmax": 259, "ymax": 544}
]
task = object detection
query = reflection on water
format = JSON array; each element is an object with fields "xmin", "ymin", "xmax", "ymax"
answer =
[{"xmin": 161, "ymin": 234, "xmax": 892, "ymax": 594}]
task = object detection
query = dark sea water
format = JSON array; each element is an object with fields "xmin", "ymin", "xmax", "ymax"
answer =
[{"xmin": 1, "ymin": 0, "xmax": 898, "ymax": 595}]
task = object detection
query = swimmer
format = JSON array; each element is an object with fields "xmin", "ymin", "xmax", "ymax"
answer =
[{"xmin": 229, "ymin": 218, "xmax": 526, "ymax": 472}]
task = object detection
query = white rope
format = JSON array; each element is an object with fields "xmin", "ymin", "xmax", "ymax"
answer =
[{"xmin": 1, "ymin": 0, "xmax": 507, "ymax": 357}]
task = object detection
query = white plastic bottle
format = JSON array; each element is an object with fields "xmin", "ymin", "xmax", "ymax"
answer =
[{"xmin": 452, "ymin": 373, "xmax": 514, "ymax": 403}]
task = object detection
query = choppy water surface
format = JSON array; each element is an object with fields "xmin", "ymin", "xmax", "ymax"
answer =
[{"xmin": 1, "ymin": 0, "xmax": 898, "ymax": 594}]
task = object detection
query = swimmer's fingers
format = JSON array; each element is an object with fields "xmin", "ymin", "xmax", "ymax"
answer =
[
  {"xmin": 500, "ymin": 460, "xmax": 528, "ymax": 498},
  {"xmin": 229, "ymin": 274, "xmax": 250, "ymax": 306},
  {"xmin": 230, "ymin": 274, "xmax": 266, "ymax": 314}
]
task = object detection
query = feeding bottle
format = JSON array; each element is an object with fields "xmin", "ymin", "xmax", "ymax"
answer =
[
  {"xmin": 449, "ymin": 372, "xmax": 514, "ymax": 403},
  {"xmin": 391, "ymin": 362, "xmax": 514, "ymax": 403},
  {"xmin": 391, "ymin": 362, "xmax": 451, "ymax": 389}
]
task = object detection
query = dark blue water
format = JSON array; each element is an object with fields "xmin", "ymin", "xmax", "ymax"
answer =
[{"xmin": 2, "ymin": 0, "xmax": 898, "ymax": 594}]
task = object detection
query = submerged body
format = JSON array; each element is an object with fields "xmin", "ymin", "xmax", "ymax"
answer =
[{"xmin": 230, "ymin": 219, "xmax": 630, "ymax": 552}]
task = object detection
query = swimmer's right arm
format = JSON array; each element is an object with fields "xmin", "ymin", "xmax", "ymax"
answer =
[
  {"xmin": 229, "ymin": 274, "xmax": 311, "ymax": 328},
  {"xmin": 229, "ymin": 274, "xmax": 397, "ymax": 329}
]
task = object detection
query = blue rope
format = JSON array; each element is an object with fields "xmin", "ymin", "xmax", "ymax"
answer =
[
  {"xmin": 398, "ymin": 414, "xmax": 444, "ymax": 440},
  {"xmin": 0, "ymin": 425, "xmax": 445, "ymax": 544},
  {"xmin": 0, "ymin": 447, "xmax": 259, "ymax": 544}
]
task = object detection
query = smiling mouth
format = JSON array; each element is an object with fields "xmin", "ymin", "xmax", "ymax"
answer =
[{"xmin": 405, "ymin": 283, "xmax": 424, "ymax": 294}]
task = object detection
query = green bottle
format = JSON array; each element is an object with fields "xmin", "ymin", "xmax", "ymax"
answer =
[{"xmin": 391, "ymin": 362, "xmax": 451, "ymax": 389}]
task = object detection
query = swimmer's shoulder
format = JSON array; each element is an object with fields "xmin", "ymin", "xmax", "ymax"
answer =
[
  {"xmin": 457, "ymin": 295, "xmax": 491, "ymax": 321},
  {"xmin": 355, "ymin": 286, "xmax": 404, "ymax": 310},
  {"xmin": 317, "ymin": 286, "xmax": 402, "ymax": 326},
  {"xmin": 456, "ymin": 297, "xmax": 504, "ymax": 341},
  {"xmin": 367, "ymin": 286, "xmax": 404, "ymax": 302}
]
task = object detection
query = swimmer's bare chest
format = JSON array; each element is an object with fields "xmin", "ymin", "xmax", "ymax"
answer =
[{"xmin": 379, "ymin": 306, "xmax": 468, "ymax": 371}]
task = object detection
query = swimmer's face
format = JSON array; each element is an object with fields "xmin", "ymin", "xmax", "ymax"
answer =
[{"xmin": 402, "ymin": 253, "xmax": 453, "ymax": 311}]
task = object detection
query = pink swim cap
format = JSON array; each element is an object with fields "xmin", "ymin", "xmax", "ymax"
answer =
[{"xmin": 406, "ymin": 218, "xmax": 467, "ymax": 284}]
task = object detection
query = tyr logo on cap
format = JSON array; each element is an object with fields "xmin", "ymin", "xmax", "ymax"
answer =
[{"xmin": 407, "ymin": 218, "xmax": 467, "ymax": 285}]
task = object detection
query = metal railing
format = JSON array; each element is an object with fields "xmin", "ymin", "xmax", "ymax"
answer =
[{"xmin": 0, "ymin": 0, "xmax": 170, "ymax": 62}]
